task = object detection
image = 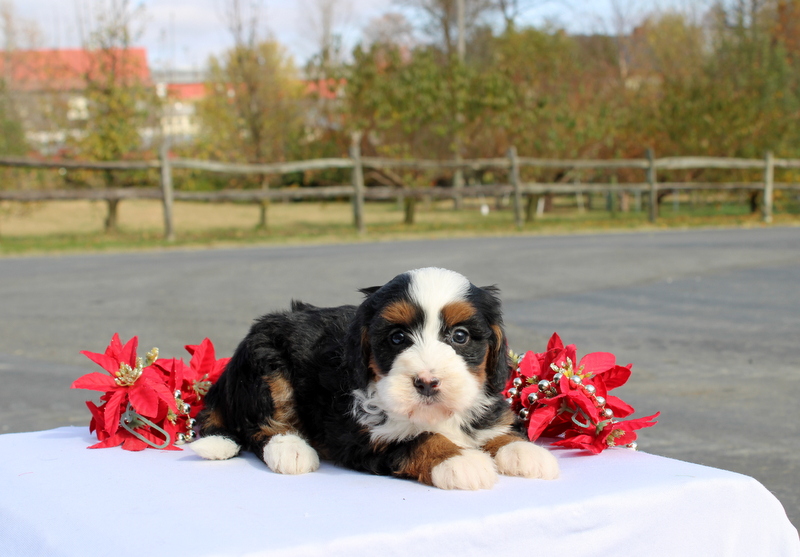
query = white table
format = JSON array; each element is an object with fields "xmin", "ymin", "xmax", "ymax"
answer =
[{"xmin": 1, "ymin": 427, "xmax": 797, "ymax": 557}]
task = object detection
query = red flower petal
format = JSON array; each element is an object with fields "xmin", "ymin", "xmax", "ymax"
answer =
[
  {"xmin": 546, "ymin": 333, "xmax": 564, "ymax": 352},
  {"xmin": 120, "ymin": 336, "xmax": 139, "ymax": 367},
  {"xmin": 527, "ymin": 405, "xmax": 558, "ymax": 441},
  {"xmin": 600, "ymin": 365, "xmax": 633, "ymax": 390},
  {"xmin": 104, "ymin": 333, "xmax": 124, "ymax": 360},
  {"xmin": 103, "ymin": 390, "xmax": 127, "ymax": 436},
  {"xmin": 79, "ymin": 351, "xmax": 120, "ymax": 376},
  {"xmin": 121, "ymin": 436, "xmax": 150, "ymax": 451},
  {"xmin": 551, "ymin": 434, "xmax": 604, "ymax": 454},
  {"xmin": 71, "ymin": 372, "xmax": 117, "ymax": 392},
  {"xmin": 606, "ymin": 395, "xmax": 635, "ymax": 418},
  {"xmin": 88, "ymin": 430, "xmax": 128, "ymax": 449},
  {"xmin": 187, "ymin": 338, "xmax": 217, "ymax": 374},
  {"xmin": 579, "ymin": 352, "xmax": 616, "ymax": 375},
  {"xmin": 209, "ymin": 358, "xmax": 230, "ymax": 383},
  {"xmin": 128, "ymin": 382, "xmax": 160, "ymax": 418},
  {"xmin": 621, "ymin": 412, "xmax": 661, "ymax": 431}
]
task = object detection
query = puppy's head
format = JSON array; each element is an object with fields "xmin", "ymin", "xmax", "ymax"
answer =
[{"xmin": 349, "ymin": 268, "xmax": 508, "ymax": 427}]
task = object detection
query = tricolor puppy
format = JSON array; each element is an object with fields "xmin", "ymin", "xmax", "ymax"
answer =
[{"xmin": 192, "ymin": 267, "xmax": 559, "ymax": 490}]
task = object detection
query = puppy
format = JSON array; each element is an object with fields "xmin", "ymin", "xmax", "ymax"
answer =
[{"xmin": 192, "ymin": 267, "xmax": 559, "ymax": 490}]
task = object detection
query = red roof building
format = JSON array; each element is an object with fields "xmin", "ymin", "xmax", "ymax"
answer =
[{"xmin": 0, "ymin": 48, "xmax": 151, "ymax": 92}]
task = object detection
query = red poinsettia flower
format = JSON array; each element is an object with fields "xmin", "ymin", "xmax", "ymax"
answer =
[
  {"xmin": 73, "ymin": 334, "xmax": 177, "ymax": 436},
  {"xmin": 504, "ymin": 333, "xmax": 659, "ymax": 454},
  {"xmin": 74, "ymin": 334, "xmax": 230, "ymax": 451},
  {"xmin": 72, "ymin": 334, "xmax": 181, "ymax": 450}
]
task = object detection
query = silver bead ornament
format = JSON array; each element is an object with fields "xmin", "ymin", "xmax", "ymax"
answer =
[
  {"xmin": 507, "ymin": 387, "xmax": 518, "ymax": 397},
  {"xmin": 519, "ymin": 408, "xmax": 529, "ymax": 420},
  {"xmin": 187, "ymin": 430, "xmax": 197, "ymax": 440},
  {"xmin": 512, "ymin": 377, "xmax": 523, "ymax": 388},
  {"xmin": 174, "ymin": 390, "xmax": 182, "ymax": 399},
  {"xmin": 552, "ymin": 372, "xmax": 563, "ymax": 382},
  {"xmin": 602, "ymin": 408, "xmax": 614, "ymax": 418},
  {"xmin": 595, "ymin": 395, "xmax": 606, "ymax": 406},
  {"xmin": 627, "ymin": 442, "xmax": 638, "ymax": 451},
  {"xmin": 527, "ymin": 392, "xmax": 539, "ymax": 404},
  {"xmin": 187, "ymin": 418, "xmax": 197, "ymax": 428},
  {"xmin": 538, "ymin": 380, "xmax": 551, "ymax": 392},
  {"xmin": 570, "ymin": 375, "xmax": 582, "ymax": 385},
  {"xmin": 176, "ymin": 433, "xmax": 186, "ymax": 445},
  {"xmin": 506, "ymin": 397, "xmax": 514, "ymax": 405},
  {"xmin": 584, "ymin": 384, "xmax": 596, "ymax": 395},
  {"xmin": 182, "ymin": 403, "xmax": 191, "ymax": 414}
]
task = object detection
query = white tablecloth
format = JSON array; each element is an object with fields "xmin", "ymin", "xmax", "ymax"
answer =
[{"xmin": 1, "ymin": 427, "xmax": 797, "ymax": 557}]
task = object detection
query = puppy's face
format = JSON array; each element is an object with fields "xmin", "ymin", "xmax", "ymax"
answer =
[{"xmin": 364, "ymin": 268, "xmax": 504, "ymax": 427}]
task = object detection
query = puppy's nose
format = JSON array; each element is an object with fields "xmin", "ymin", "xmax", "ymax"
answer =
[{"xmin": 413, "ymin": 376, "xmax": 440, "ymax": 397}]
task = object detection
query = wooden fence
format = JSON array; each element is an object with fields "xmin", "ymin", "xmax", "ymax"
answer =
[{"xmin": 1, "ymin": 145, "xmax": 799, "ymax": 241}]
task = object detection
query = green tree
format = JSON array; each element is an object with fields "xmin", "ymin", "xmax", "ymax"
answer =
[
  {"xmin": 0, "ymin": 79, "xmax": 26, "ymax": 156},
  {"xmin": 193, "ymin": 1, "xmax": 304, "ymax": 227},
  {"xmin": 63, "ymin": 0, "xmax": 158, "ymax": 231}
]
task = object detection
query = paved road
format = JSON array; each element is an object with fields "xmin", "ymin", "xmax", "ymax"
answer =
[{"xmin": 1, "ymin": 227, "xmax": 798, "ymax": 527}]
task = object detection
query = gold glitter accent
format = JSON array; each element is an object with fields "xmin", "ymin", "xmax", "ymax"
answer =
[
  {"xmin": 550, "ymin": 357, "xmax": 590, "ymax": 380},
  {"xmin": 606, "ymin": 429, "xmax": 626, "ymax": 447},
  {"xmin": 113, "ymin": 347, "xmax": 158, "ymax": 387},
  {"xmin": 193, "ymin": 374, "xmax": 212, "ymax": 398},
  {"xmin": 115, "ymin": 360, "xmax": 143, "ymax": 387},
  {"xmin": 145, "ymin": 347, "xmax": 159, "ymax": 366}
]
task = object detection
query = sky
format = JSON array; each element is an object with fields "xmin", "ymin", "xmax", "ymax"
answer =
[{"xmin": 12, "ymin": 0, "xmax": 701, "ymax": 71}]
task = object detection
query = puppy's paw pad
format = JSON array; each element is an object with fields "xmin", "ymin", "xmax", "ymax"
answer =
[
  {"xmin": 263, "ymin": 433, "xmax": 320, "ymax": 475},
  {"xmin": 431, "ymin": 449, "xmax": 498, "ymax": 490},
  {"xmin": 495, "ymin": 441, "xmax": 559, "ymax": 480},
  {"xmin": 191, "ymin": 435, "xmax": 240, "ymax": 460}
]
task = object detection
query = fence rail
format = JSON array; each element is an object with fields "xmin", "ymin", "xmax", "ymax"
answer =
[{"xmin": 1, "ymin": 148, "xmax": 797, "ymax": 239}]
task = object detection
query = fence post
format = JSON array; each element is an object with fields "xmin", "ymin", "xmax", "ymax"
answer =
[
  {"xmin": 508, "ymin": 146, "xmax": 523, "ymax": 229},
  {"xmin": 159, "ymin": 141, "xmax": 175, "ymax": 242},
  {"xmin": 350, "ymin": 136, "xmax": 366, "ymax": 234},
  {"xmin": 763, "ymin": 151, "xmax": 774, "ymax": 224},
  {"xmin": 647, "ymin": 148, "xmax": 658, "ymax": 223}
]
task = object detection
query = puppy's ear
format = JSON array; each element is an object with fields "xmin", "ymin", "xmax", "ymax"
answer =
[
  {"xmin": 477, "ymin": 285, "xmax": 511, "ymax": 394},
  {"xmin": 358, "ymin": 286, "xmax": 382, "ymax": 296},
  {"xmin": 345, "ymin": 300, "xmax": 375, "ymax": 390}
]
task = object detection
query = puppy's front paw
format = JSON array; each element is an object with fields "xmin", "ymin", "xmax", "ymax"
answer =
[
  {"xmin": 431, "ymin": 449, "xmax": 498, "ymax": 490},
  {"xmin": 191, "ymin": 435, "xmax": 241, "ymax": 460},
  {"xmin": 263, "ymin": 433, "xmax": 320, "ymax": 475},
  {"xmin": 495, "ymin": 441, "xmax": 559, "ymax": 480}
]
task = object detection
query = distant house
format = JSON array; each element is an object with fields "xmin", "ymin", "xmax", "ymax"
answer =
[
  {"xmin": 0, "ymin": 48, "xmax": 151, "ymax": 154},
  {"xmin": 1, "ymin": 47, "xmax": 347, "ymax": 156},
  {"xmin": 151, "ymin": 69, "xmax": 206, "ymax": 145}
]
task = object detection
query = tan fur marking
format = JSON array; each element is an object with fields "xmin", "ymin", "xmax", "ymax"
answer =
[
  {"xmin": 441, "ymin": 301, "xmax": 477, "ymax": 328},
  {"xmin": 253, "ymin": 375, "xmax": 299, "ymax": 442},
  {"xmin": 397, "ymin": 433, "xmax": 462, "ymax": 486},
  {"xmin": 470, "ymin": 350, "xmax": 488, "ymax": 384},
  {"xmin": 380, "ymin": 300, "xmax": 418, "ymax": 325},
  {"xmin": 206, "ymin": 407, "xmax": 226, "ymax": 430},
  {"xmin": 490, "ymin": 324, "xmax": 504, "ymax": 354},
  {"xmin": 369, "ymin": 355, "xmax": 385, "ymax": 379},
  {"xmin": 482, "ymin": 433, "xmax": 527, "ymax": 457}
]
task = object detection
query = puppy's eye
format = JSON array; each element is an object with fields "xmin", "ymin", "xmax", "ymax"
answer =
[
  {"xmin": 451, "ymin": 328, "xmax": 469, "ymax": 345},
  {"xmin": 389, "ymin": 331, "xmax": 406, "ymax": 346}
]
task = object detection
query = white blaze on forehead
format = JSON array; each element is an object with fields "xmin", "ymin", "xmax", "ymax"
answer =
[
  {"xmin": 406, "ymin": 268, "xmax": 472, "ymax": 374},
  {"xmin": 408, "ymin": 268, "xmax": 470, "ymax": 323}
]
